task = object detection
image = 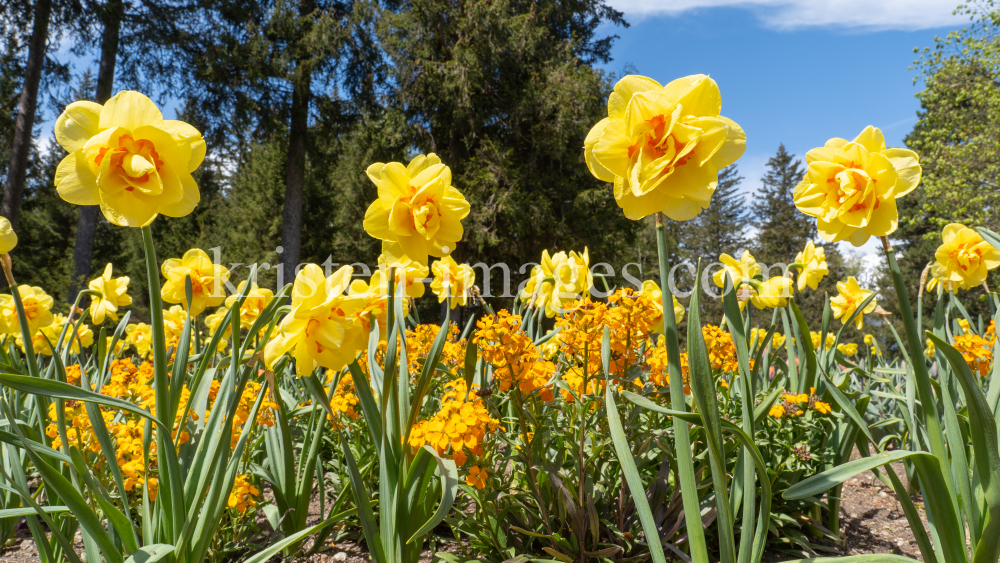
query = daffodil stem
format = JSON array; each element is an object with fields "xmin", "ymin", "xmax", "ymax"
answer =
[
  {"xmin": 879, "ymin": 236, "xmax": 953, "ymax": 494},
  {"xmin": 141, "ymin": 225, "xmax": 169, "ymax": 417},
  {"xmin": 654, "ymin": 212, "xmax": 707, "ymax": 561}
]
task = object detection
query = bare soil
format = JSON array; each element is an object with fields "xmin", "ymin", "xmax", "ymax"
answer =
[{"xmin": 0, "ymin": 459, "xmax": 932, "ymax": 562}]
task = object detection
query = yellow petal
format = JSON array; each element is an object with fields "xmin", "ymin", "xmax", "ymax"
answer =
[
  {"xmin": 160, "ymin": 120, "xmax": 205, "ymax": 172},
  {"xmin": 55, "ymin": 101, "xmax": 103, "ymax": 153},
  {"xmin": 158, "ymin": 169, "xmax": 201, "ymax": 218},
  {"xmin": 99, "ymin": 189, "xmax": 161, "ymax": 228},
  {"xmin": 584, "ymin": 118, "xmax": 616, "ymax": 182},
  {"xmin": 852, "ymin": 126, "xmax": 885, "ymax": 153},
  {"xmin": 663, "ymin": 74, "xmax": 720, "ymax": 117},
  {"xmin": 99, "ymin": 91, "xmax": 164, "ymax": 131},
  {"xmin": 56, "ymin": 151, "xmax": 101, "ymax": 205},
  {"xmin": 609, "ymin": 75, "xmax": 662, "ymax": 121}
]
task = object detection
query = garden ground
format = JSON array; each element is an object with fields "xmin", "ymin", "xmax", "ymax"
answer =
[{"xmin": 0, "ymin": 460, "xmax": 930, "ymax": 563}]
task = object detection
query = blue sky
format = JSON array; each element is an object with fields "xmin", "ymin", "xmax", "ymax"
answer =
[{"xmin": 594, "ymin": 0, "xmax": 967, "ymax": 257}]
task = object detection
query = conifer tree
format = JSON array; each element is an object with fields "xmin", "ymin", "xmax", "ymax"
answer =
[{"xmin": 751, "ymin": 144, "xmax": 814, "ymax": 266}]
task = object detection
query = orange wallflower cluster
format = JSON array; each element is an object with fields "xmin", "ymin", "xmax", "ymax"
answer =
[
  {"xmin": 406, "ymin": 323, "xmax": 467, "ymax": 374},
  {"xmin": 561, "ymin": 365, "xmax": 605, "ymax": 402},
  {"xmin": 702, "ymin": 325, "xmax": 738, "ymax": 373},
  {"xmin": 228, "ymin": 474, "xmax": 260, "ymax": 514},
  {"xmin": 208, "ymin": 379, "xmax": 280, "ymax": 447},
  {"xmin": 952, "ymin": 333, "xmax": 994, "ymax": 377},
  {"xmin": 644, "ymin": 338, "xmax": 690, "ymax": 393},
  {"xmin": 768, "ymin": 388, "xmax": 831, "ymax": 418},
  {"xmin": 408, "ymin": 379, "xmax": 500, "ymax": 467},
  {"xmin": 554, "ymin": 300, "xmax": 609, "ymax": 373},
  {"xmin": 474, "ymin": 311, "xmax": 553, "ymax": 399},
  {"xmin": 605, "ymin": 288, "xmax": 660, "ymax": 375},
  {"xmin": 328, "ymin": 369, "xmax": 361, "ymax": 428}
]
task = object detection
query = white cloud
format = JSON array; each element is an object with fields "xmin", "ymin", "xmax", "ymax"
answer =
[{"xmin": 608, "ymin": 0, "xmax": 964, "ymax": 31}]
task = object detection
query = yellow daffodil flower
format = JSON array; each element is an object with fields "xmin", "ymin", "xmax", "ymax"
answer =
[
  {"xmin": 640, "ymin": 280, "xmax": 684, "ymax": 332},
  {"xmin": 837, "ymin": 342, "xmax": 858, "ymax": 356},
  {"xmin": 88, "ymin": 263, "xmax": 132, "ymax": 324},
  {"xmin": 224, "ymin": 281, "xmax": 273, "ymax": 328},
  {"xmin": 0, "ymin": 285, "xmax": 54, "ymax": 335},
  {"xmin": 831, "ymin": 277, "xmax": 877, "ymax": 330},
  {"xmin": 125, "ymin": 323, "xmax": 153, "ymax": 357},
  {"xmin": 0, "ymin": 217, "xmax": 16, "ymax": 254},
  {"xmin": 431, "ymin": 255, "xmax": 476, "ymax": 309},
  {"xmin": 749, "ymin": 277, "xmax": 793, "ymax": 310},
  {"xmin": 48, "ymin": 314, "xmax": 93, "ymax": 354},
  {"xmin": 53, "ymin": 91, "xmax": 206, "ymax": 227},
  {"xmin": 162, "ymin": 305, "xmax": 189, "ymax": 343},
  {"xmin": 263, "ymin": 264, "xmax": 366, "ymax": 378},
  {"xmin": 930, "ymin": 223, "xmax": 1000, "ymax": 291},
  {"xmin": 363, "ymin": 154, "xmax": 471, "ymax": 265},
  {"xmin": 347, "ymin": 274, "xmax": 410, "ymax": 342},
  {"xmin": 713, "ymin": 250, "xmax": 761, "ymax": 289},
  {"xmin": 584, "ymin": 74, "xmax": 746, "ymax": 221},
  {"xmin": 376, "ymin": 242, "xmax": 429, "ymax": 299},
  {"xmin": 519, "ymin": 249, "xmax": 593, "ymax": 317},
  {"xmin": 794, "ymin": 241, "xmax": 829, "ymax": 291},
  {"xmin": 203, "ymin": 307, "xmax": 231, "ymax": 347},
  {"xmin": 160, "ymin": 249, "xmax": 230, "ymax": 316},
  {"xmin": 793, "ymin": 126, "xmax": 921, "ymax": 246}
]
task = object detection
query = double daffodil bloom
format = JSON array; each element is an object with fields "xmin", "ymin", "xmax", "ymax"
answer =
[
  {"xmin": 53, "ymin": 91, "xmax": 206, "ymax": 227},
  {"xmin": 224, "ymin": 281, "xmax": 274, "ymax": 328},
  {"xmin": 521, "ymin": 249, "xmax": 593, "ymax": 317},
  {"xmin": 0, "ymin": 217, "xmax": 17, "ymax": 254},
  {"xmin": 161, "ymin": 249, "xmax": 231, "ymax": 316},
  {"xmin": 793, "ymin": 241, "xmax": 829, "ymax": 291},
  {"xmin": 348, "ymin": 274, "xmax": 410, "ymax": 342},
  {"xmin": 748, "ymin": 277, "xmax": 793, "ymax": 310},
  {"xmin": 126, "ymin": 323, "xmax": 153, "ymax": 357},
  {"xmin": 203, "ymin": 307, "xmax": 231, "ymax": 347},
  {"xmin": 376, "ymin": 242, "xmax": 429, "ymax": 299},
  {"xmin": 162, "ymin": 305, "xmax": 189, "ymax": 343},
  {"xmin": 0, "ymin": 285, "xmax": 54, "ymax": 335},
  {"xmin": 88, "ymin": 263, "xmax": 132, "ymax": 324},
  {"xmin": 263, "ymin": 265, "xmax": 366, "ymax": 377},
  {"xmin": 363, "ymin": 154, "xmax": 471, "ymax": 265},
  {"xmin": 930, "ymin": 223, "xmax": 1000, "ymax": 291},
  {"xmin": 831, "ymin": 277, "xmax": 877, "ymax": 329},
  {"xmin": 585, "ymin": 74, "xmax": 746, "ymax": 221},
  {"xmin": 793, "ymin": 126, "xmax": 921, "ymax": 246},
  {"xmin": 48, "ymin": 314, "xmax": 93, "ymax": 354},
  {"xmin": 640, "ymin": 280, "xmax": 685, "ymax": 332},
  {"xmin": 431, "ymin": 255, "xmax": 476, "ymax": 309},
  {"xmin": 712, "ymin": 250, "xmax": 761, "ymax": 290}
]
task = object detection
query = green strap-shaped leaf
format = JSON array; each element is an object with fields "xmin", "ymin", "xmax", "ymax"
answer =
[
  {"xmin": 606, "ymin": 384, "xmax": 666, "ymax": 563},
  {"xmin": 406, "ymin": 445, "xmax": 458, "ymax": 544},
  {"xmin": 784, "ymin": 450, "xmax": 925, "ymax": 499},
  {"xmin": 928, "ymin": 331, "xmax": 1000, "ymax": 563},
  {"xmin": 123, "ymin": 544, "xmax": 175, "ymax": 563},
  {"xmin": 340, "ymin": 433, "xmax": 386, "ymax": 563},
  {"xmin": 241, "ymin": 508, "xmax": 357, "ymax": 563}
]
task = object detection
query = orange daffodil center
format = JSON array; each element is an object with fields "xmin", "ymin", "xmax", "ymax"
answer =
[
  {"xmin": 585, "ymin": 74, "xmax": 746, "ymax": 221},
  {"xmin": 930, "ymin": 223, "xmax": 1000, "ymax": 291},
  {"xmin": 793, "ymin": 126, "xmax": 921, "ymax": 247},
  {"xmin": 53, "ymin": 91, "xmax": 206, "ymax": 227},
  {"xmin": 364, "ymin": 153, "xmax": 471, "ymax": 265}
]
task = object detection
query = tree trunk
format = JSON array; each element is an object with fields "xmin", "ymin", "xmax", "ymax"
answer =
[
  {"xmin": 2, "ymin": 0, "xmax": 53, "ymax": 231},
  {"xmin": 280, "ymin": 61, "xmax": 311, "ymax": 279},
  {"xmin": 69, "ymin": 0, "xmax": 124, "ymax": 299}
]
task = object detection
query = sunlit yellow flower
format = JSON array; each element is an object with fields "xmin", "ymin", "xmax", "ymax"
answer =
[
  {"xmin": 924, "ymin": 338, "xmax": 936, "ymax": 358},
  {"xmin": 224, "ymin": 281, "xmax": 273, "ymax": 328},
  {"xmin": 87, "ymin": 263, "xmax": 131, "ymax": 324},
  {"xmin": 228, "ymin": 475, "xmax": 259, "ymax": 514},
  {"xmin": 348, "ymin": 274, "xmax": 409, "ymax": 342},
  {"xmin": 831, "ymin": 277, "xmax": 877, "ymax": 330},
  {"xmin": 793, "ymin": 126, "xmax": 921, "ymax": 246},
  {"xmin": 713, "ymin": 250, "xmax": 761, "ymax": 289},
  {"xmin": 0, "ymin": 217, "xmax": 16, "ymax": 254},
  {"xmin": 431, "ymin": 256, "xmax": 476, "ymax": 309},
  {"xmin": 749, "ymin": 277, "xmax": 793, "ymax": 310},
  {"xmin": 263, "ymin": 265, "xmax": 365, "ymax": 378},
  {"xmin": 160, "ymin": 249, "xmax": 230, "ymax": 316},
  {"xmin": 929, "ymin": 223, "xmax": 1000, "ymax": 291},
  {"xmin": 363, "ymin": 154, "xmax": 470, "ymax": 265},
  {"xmin": 466, "ymin": 466, "xmax": 488, "ymax": 490},
  {"xmin": 125, "ymin": 323, "xmax": 153, "ymax": 357},
  {"xmin": 520, "ymin": 249, "xmax": 593, "ymax": 317},
  {"xmin": 0, "ymin": 285, "xmax": 54, "ymax": 335},
  {"xmin": 53, "ymin": 91, "xmax": 206, "ymax": 227},
  {"xmin": 584, "ymin": 74, "xmax": 746, "ymax": 221},
  {"xmin": 794, "ymin": 241, "xmax": 829, "ymax": 291},
  {"xmin": 837, "ymin": 343, "xmax": 857, "ymax": 356},
  {"xmin": 203, "ymin": 308, "xmax": 231, "ymax": 347},
  {"xmin": 162, "ymin": 305, "xmax": 189, "ymax": 343},
  {"xmin": 43, "ymin": 314, "xmax": 94, "ymax": 354},
  {"xmin": 376, "ymin": 242, "xmax": 429, "ymax": 299},
  {"xmin": 640, "ymin": 280, "xmax": 684, "ymax": 332}
]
